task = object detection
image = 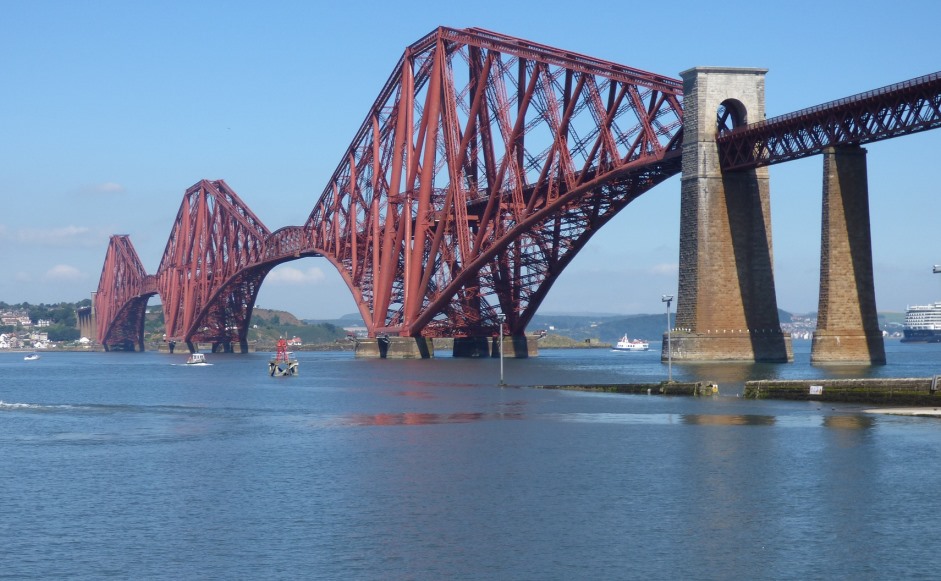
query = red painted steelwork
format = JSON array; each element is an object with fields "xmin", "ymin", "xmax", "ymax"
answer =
[
  {"xmin": 93, "ymin": 27, "xmax": 686, "ymax": 346},
  {"xmin": 718, "ymin": 71, "xmax": 941, "ymax": 170},
  {"xmin": 94, "ymin": 235, "xmax": 157, "ymax": 351},
  {"xmin": 156, "ymin": 179, "xmax": 271, "ymax": 349},
  {"xmin": 94, "ymin": 33, "xmax": 941, "ymax": 348},
  {"xmin": 305, "ymin": 26, "xmax": 684, "ymax": 338}
]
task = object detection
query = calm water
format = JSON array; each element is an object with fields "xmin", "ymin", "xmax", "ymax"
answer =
[{"xmin": 4, "ymin": 342, "xmax": 941, "ymax": 580}]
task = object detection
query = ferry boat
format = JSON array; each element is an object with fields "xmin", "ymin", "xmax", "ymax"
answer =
[
  {"xmin": 612, "ymin": 334, "xmax": 649, "ymax": 352},
  {"xmin": 902, "ymin": 302, "xmax": 941, "ymax": 342},
  {"xmin": 185, "ymin": 352, "xmax": 210, "ymax": 365}
]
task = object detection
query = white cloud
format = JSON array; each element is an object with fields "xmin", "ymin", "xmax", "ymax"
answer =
[
  {"xmin": 14, "ymin": 271, "xmax": 32, "ymax": 283},
  {"xmin": 5, "ymin": 225, "xmax": 103, "ymax": 247},
  {"xmin": 650, "ymin": 263, "xmax": 678, "ymax": 276},
  {"xmin": 43, "ymin": 264, "xmax": 86, "ymax": 282},
  {"xmin": 266, "ymin": 265, "xmax": 327, "ymax": 285},
  {"xmin": 83, "ymin": 182, "xmax": 127, "ymax": 195}
]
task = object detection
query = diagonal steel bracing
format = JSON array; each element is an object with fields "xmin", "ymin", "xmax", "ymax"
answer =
[
  {"xmin": 305, "ymin": 26, "xmax": 684, "ymax": 338},
  {"xmin": 93, "ymin": 27, "xmax": 688, "ymax": 345},
  {"xmin": 96, "ymin": 29, "xmax": 941, "ymax": 347},
  {"xmin": 155, "ymin": 179, "xmax": 272, "ymax": 348},
  {"xmin": 94, "ymin": 235, "xmax": 156, "ymax": 351},
  {"xmin": 717, "ymin": 71, "xmax": 941, "ymax": 170}
]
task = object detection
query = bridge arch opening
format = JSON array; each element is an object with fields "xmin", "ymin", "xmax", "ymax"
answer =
[
  {"xmin": 255, "ymin": 257, "xmax": 361, "ymax": 325},
  {"xmin": 717, "ymin": 98, "xmax": 748, "ymax": 135}
]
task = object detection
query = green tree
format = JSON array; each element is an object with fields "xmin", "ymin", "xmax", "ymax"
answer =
[{"xmin": 47, "ymin": 325, "xmax": 80, "ymax": 342}]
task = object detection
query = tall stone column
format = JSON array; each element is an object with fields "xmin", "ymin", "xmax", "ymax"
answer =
[
  {"xmin": 670, "ymin": 67, "xmax": 792, "ymax": 362},
  {"xmin": 811, "ymin": 146, "xmax": 885, "ymax": 365}
]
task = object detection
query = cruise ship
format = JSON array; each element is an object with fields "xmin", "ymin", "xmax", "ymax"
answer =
[{"xmin": 902, "ymin": 302, "xmax": 941, "ymax": 342}]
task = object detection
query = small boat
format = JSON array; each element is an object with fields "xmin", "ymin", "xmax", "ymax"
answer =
[
  {"xmin": 612, "ymin": 334, "xmax": 649, "ymax": 352},
  {"xmin": 185, "ymin": 353, "xmax": 210, "ymax": 366},
  {"xmin": 23, "ymin": 353, "xmax": 40, "ymax": 361},
  {"xmin": 269, "ymin": 338, "xmax": 299, "ymax": 377}
]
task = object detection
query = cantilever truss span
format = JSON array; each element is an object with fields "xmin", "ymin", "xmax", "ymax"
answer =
[
  {"xmin": 94, "ymin": 27, "xmax": 686, "ymax": 347},
  {"xmin": 95, "ymin": 235, "xmax": 156, "ymax": 351},
  {"xmin": 305, "ymin": 26, "xmax": 684, "ymax": 338},
  {"xmin": 155, "ymin": 179, "xmax": 273, "ymax": 350}
]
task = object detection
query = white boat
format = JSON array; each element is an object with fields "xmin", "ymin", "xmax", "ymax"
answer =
[
  {"xmin": 185, "ymin": 353, "xmax": 210, "ymax": 366},
  {"xmin": 23, "ymin": 353, "xmax": 40, "ymax": 361},
  {"xmin": 612, "ymin": 334, "xmax": 649, "ymax": 352},
  {"xmin": 902, "ymin": 302, "xmax": 941, "ymax": 342}
]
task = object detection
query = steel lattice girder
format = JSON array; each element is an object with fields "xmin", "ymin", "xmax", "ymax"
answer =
[
  {"xmin": 718, "ymin": 71, "xmax": 941, "ymax": 171},
  {"xmin": 305, "ymin": 26, "xmax": 684, "ymax": 337},
  {"xmin": 156, "ymin": 179, "xmax": 271, "ymax": 345},
  {"xmin": 94, "ymin": 235, "xmax": 157, "ymax": 350}
]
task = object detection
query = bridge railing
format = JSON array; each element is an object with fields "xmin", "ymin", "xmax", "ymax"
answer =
[{"xmin": 718, "ymin": 71, "xmax": 941, "ymax": 170}]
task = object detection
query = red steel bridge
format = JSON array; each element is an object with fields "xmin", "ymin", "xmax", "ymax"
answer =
[{"xmin": 93, "ymin": 26, "xmax": 941, "ymax": 353}]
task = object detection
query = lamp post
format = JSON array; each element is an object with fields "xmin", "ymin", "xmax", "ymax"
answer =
[
  {"xmin": 497, "ymin": 313, "xmax": 506, "ymax": 386},
  {"xmin": 661, "ymin": 295, "xmax": 673, "ymax": 382}
]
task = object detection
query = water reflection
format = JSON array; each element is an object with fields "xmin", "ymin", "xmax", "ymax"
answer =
[
  {"xmin": 822, "ymin": 414, "xmax": 875, "ymax": 430},
  {"xmin": 342, "ymin": 411, "xmax": 524, "ymax": 426},
  {"xmin": 682, "ymin": 414, "xmax": 776, "ymax": 426},
  {"xmin": 396, "ymin": 390, "xmax": 437, "ymax": 400}
]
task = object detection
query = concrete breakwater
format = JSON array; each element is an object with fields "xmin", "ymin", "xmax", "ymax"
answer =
[
  {"xmin": 744, "ymin": 378, "xmax": 941, "ymax": 406},
  {"xmin": 530, "ymin": 381, "xmax": 719, "ymax": 396}
]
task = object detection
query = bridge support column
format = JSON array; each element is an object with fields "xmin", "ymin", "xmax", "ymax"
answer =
[
  {"xmin": 451, "ymin": 336, "xmax": 539, "ymax": 358},
  {"xmin": 354, "ymin": 336, "xmax": 434, "ymax": 359},
  {"xmin": 811, "ymin": 146, "xmax": 885, "ymax": 365},
  {"xmin": 211, "ymin": 342, "xmax": 235, "ymax": 353},
  {"xmin": 671, "ymin": 67, "xmax": 792, "ymax": 362},
  {"xmin": 452, "ymin": 337, "xmax": 491, "ymax": 358},
  {"xmin": 77, "ymin": 302, "xmax": 95, "ymax": 342},
  {"xmin": 489, "ymin": 335, "xmax": 539, "ymax": 358}
]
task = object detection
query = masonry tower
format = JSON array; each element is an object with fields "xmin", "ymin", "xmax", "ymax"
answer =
[{"xmin": 669, "ymin": 67, "xmax": 792, "ymax": 362}]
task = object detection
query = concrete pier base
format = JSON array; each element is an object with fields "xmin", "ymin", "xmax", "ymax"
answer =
[
  {"xmin": 669, "ymin": 332, "xmax": 792, "ymax": 362},
  {"xmin": 354, "ymin": 337, "xmax": 434, "ymax": 359},
  {"xmin": 211, "ymin": 342, "xmax": 235, "ymax": 353},
  {"xmin": 811, "ymin": 330, "xmax": 886, "ymax": 365},
  {"xmin": 452, "ymin": 337, "xmax": 491, "ymax": 358},
  {"xmin": 490, "ymin": 335, "xmax": 539, "ymax": 358}
]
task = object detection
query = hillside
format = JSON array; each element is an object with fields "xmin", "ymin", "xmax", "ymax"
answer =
[
  {"xmin": 1, "ymin": 299, "xmax": 907, "ymax": 347},
  {"xmin": 529, "ymin": 313, "xmax": 669, "ymax": 343},
  {"xmin": 140, "ymin": 306, "xmax": 349, "ymax": 348}
]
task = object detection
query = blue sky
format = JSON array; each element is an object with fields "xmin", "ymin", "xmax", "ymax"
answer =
[{"xmin": 1, "ymin": 0, "xmax": 939, "ymax": 319}]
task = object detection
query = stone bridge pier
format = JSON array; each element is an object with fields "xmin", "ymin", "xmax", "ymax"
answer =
[
  {"xmin": 671, "ymin": 68, "xmax": 885, "ymax": 365},
  {"xmin": 810, "ymin": 146, "xmax": 885, "ymax": 364},
  {"xmin": 670, "ymin": 67, "xmax": 792, "ymax": 362}
]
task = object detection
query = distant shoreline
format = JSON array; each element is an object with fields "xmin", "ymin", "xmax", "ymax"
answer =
[{"xmin": 3, "ymin": 336, "xmax": 616, "ymax": 354}]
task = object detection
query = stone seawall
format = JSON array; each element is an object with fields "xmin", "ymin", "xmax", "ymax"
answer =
[
  {"xmin": 531, "ymin": 381, "xmax": 719, "ymax": 396},
  {"xmin": 744, "ymin": 378, "xmax": 941, "ymax": 405}
]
